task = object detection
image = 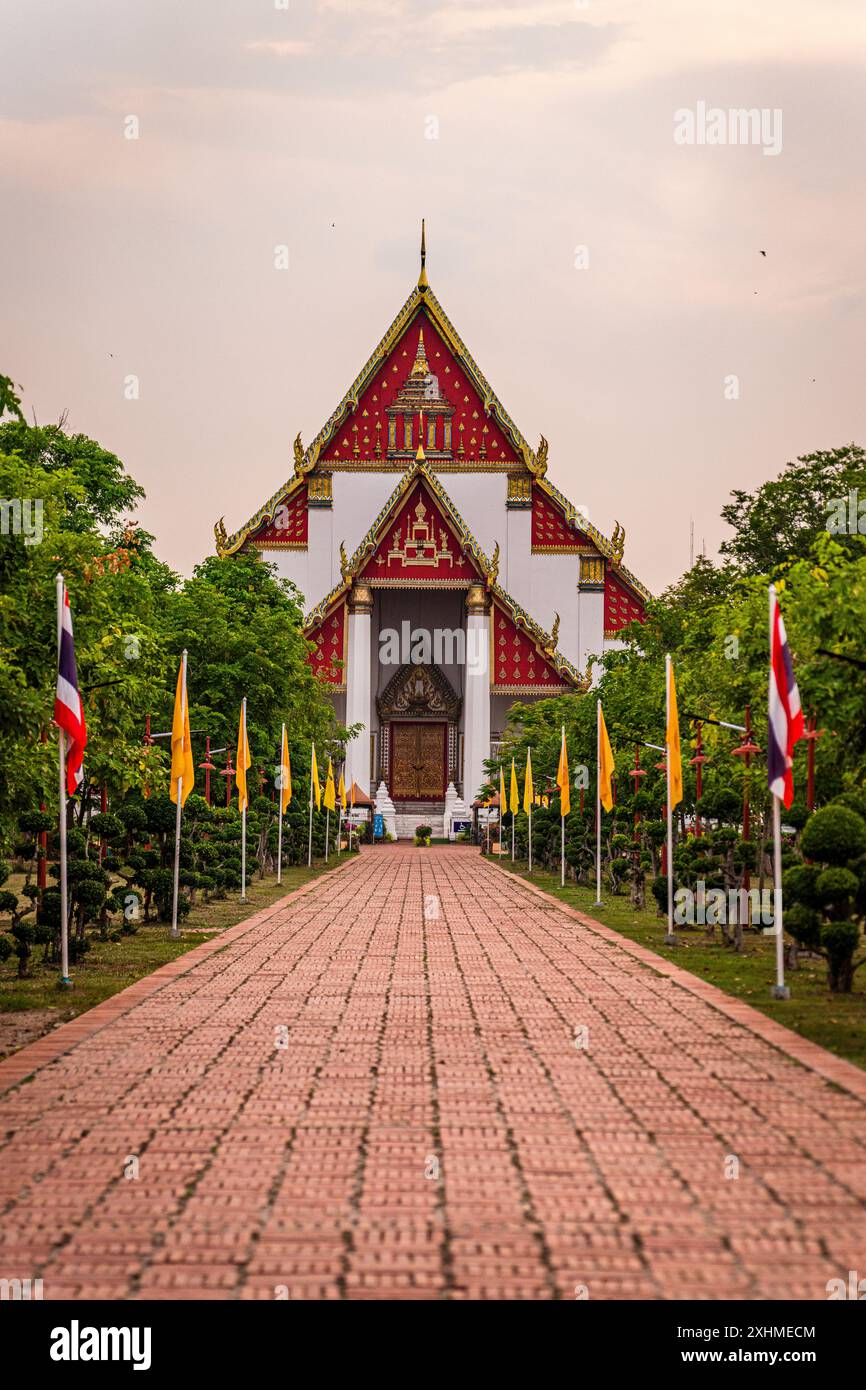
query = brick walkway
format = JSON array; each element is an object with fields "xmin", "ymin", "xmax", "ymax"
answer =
[{"xmin": 1, "ymin": 846, "xmax": 865, "ymax": 1301}]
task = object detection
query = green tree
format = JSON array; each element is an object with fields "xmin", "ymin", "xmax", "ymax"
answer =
[{"xmin": 720, "ymin": 445, "xmax": 866, "ymax": 573}]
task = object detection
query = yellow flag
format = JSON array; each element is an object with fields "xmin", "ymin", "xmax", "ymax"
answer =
[
  {"xmin": 169, "ymin": 654, "xmax": 194, "ymax": 806},
  {"xmin": 310, "ymin": 742, "xmax": 321, "ymax": 810},
  {"xmin": 280, "ymin": 725, "xmax": 292, "ymax": 814},
  {"xmin": 236, "ymin": 699, "xmax": 251, "ymax": 812},
  {"xmin": 324, "ymin": 757, "xmax": 336, "ymax": 811},
  {"xmin": 509, "ymin": 758, "xmax": 519, "ymax": 814},
  {"xmin": 666, "ymin": 658, "xmax": 683, "ymax": 809},
  {"xmin": 350, "ymin": 778, "xmax": 356, "ymax": 809},
  {"xmin": 523, "ymin": 749, "xmax": 534, "ymax": 814},
  {"xmin": 338, "ymin": 769, "xmax": 347, "ymax": 812},
  {"xmin": 599, "ymin": 705, "xmax": 615, "ymax": 813},
  {"xmin": 556, "ymin": 725, "xmax": 571, "ymax": 817}
]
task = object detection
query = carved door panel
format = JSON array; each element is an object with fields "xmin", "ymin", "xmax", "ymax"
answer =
[{"xmin": 390, "ymin": 722, "xmax": 446, "ymax": 799}]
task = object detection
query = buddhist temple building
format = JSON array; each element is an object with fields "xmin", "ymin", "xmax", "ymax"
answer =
[{"xmin": 214, "ymin": 225, "xmax": 649, "ymax": 824}]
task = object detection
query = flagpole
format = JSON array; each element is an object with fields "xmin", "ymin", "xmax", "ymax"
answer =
[
  {"xmin": 769, "ymin": 586, "xmax": 791, "ymax": 1000},
  {"xmin": 170, "ymin": 648, "xmax": 187, "ymax": 939},
  {"xmin": 325, "ymin": 808, "xmax": 330, "ymax": 862},
  {"xmin": 594, "ymin": 699, "xmax": 602, "ymax": 906},
  {"xmin": 55, "ymin": 574, "xmax": 71, "ymax": 987},
  {"xmin": 307, "ymin": 744, "xmax": 314, "ymax": 867},
  {"xmin": 771, "ymin": 794, "xmax": 789, "ymax": 998},
  {"xmin": 560, "ymin": 724, "xmax": 566, "ymax": 888},
  {"xmin": 240, "ymin": 697, "xmax": 247, "ymax": 903},
  {"xmin": 527, "ymin": 748, "xmax": 532, "ymax": 873},
  {"xmin": 499, "ymin": 767, "xmax": 503, "ymax": 860},
  {"xmin": 664, "ymin": 654, "xmax": 676, "ymax": 945},
  {"xmin": 277, "ymin": 721, "xmax": 285, "ymax": 885}
]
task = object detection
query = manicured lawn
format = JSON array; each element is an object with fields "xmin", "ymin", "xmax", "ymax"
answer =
[
  {"xmin": 488, "ymin": 856, "xmax": 866, "ymax": 1071},
  {"xmin": 0, "ymin": 859, "xmax": 343, "ymax": 1051}
]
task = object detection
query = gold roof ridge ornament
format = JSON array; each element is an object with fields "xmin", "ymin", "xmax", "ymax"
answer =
[
  {"xmin": 527, "ymin": 435, "xmax": 549, "ymax": 479},
  {"xmin": 418, "ymin": 218, "xmax": 428, "ymax": 293},
  {"xmin": 544, "ymin": 611, "xmax": 560, "ymax": 656},
  {"xmin": 611, "ymin": 521, "xmax": 625, "ymax": 562}
]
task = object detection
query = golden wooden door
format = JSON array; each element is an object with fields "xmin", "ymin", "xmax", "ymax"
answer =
[{"xmin": 390, "ymin": 722, "xmax": 446, "ymax": 799}]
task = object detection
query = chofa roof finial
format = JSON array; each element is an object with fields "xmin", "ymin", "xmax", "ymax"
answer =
[{"xmin": 418, "ymin": 218, "xmax": 428, "ymax": 292}]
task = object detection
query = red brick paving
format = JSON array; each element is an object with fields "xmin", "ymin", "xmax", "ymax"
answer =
[{"xmin": 1, "ymin": 846, "xmax": 865, "ymax": 1301}]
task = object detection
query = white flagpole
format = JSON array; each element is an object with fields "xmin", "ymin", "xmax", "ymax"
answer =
[
  {"xmin": 527, "ymin": 749, "xmax": 532, "ymax": 873},
  {"xmin": 307, "ymin": 744, "xmax": 314, "ymax": 867},
  {"xmin": 772, "ymin": 795, "xmax": 788, "ymax": 998},
  {"xmin": 594, "ymin": 699, "xmax": 602, "ymax": 906},
  {"xmin": 240, "ymin": 697, "xmax": 247, "ymax": 903},
  {"xmin": 55, "ymin": 574, "xmax": 71, "ymax": 987},
  {"xmin": 277, "ymin": 721, "xmax": 285, "ymax": 885},
  {"xmin": 769, "ymin": 587, "xmax": 790, "ymax": 999},
  {"xmin": 665, "ymin": 654, "xmax": 676, "ymax": 945},
  {"xmin": 560, "ymin": 724, "xmax": 566, "ymax": 888},
  {"xmin": 498, "ymin": 767, "xmax": 503, "ymax": 859},
  {"xmin": 170, "ymin": 648, "xmax": 187, "ymax": 939},
  {"xmin": 325, "ymin": 808, "xmax": 330, "ymax": 862},
  {"xmin": 338, "ymin": 806, "xmax": 342, "ymax": 855}
]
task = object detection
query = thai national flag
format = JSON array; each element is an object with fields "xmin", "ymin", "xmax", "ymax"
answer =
[
  {"xmin": 768, "ymin": 586, "xmax": 804, "ymax": 808},
  {"xmin": 54, "ymin": 583, "xmax": 87, "ymax": 794}
]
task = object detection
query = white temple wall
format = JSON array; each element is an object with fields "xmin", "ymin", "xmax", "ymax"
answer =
[{"xmin": 438, "ymin": 473, "xmax": 508, "ymax": 564}]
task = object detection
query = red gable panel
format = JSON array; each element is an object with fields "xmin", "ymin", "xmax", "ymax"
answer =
[
  {"xmin": 306, "ymin": 602, "xmax": 346, "ymax": 686},
  {"xmin": 604, "ymin": 567, "xmax": 646, "ymax": 634},
  {"xmin": 491, "ymin": 599, "xmax": 566, "ymax": 692},
  {"xmin": 320, "ymin": 311, "xmax": 522, "ymax": 465},
  {"xmin": 531, "ymin": 484, "xmax": 594, "ymax": 551},
  {"xmin": 248, "ymin": 488, "xmax": 308, "ymax": 547},
  {"xmin": 360, "ymin": 480, "xmax": 479, "ymax": 585}
]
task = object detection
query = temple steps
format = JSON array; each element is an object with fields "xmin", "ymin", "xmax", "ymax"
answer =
[{"xmin": 392, "ymin": 803, "xmax": 446, "ymax": 839}]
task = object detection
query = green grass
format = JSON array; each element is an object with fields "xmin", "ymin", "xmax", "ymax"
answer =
[
  {"xmin": 0, "ymin": 859, "xmax": 342, "ymax": 1025},
  {"xmin": 488, "ymin": 856, "xmax": 866, "ymax": 1071}
]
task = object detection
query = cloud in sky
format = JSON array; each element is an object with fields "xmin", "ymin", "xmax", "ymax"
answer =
[{"xmin": 1, "ymin": 0, "xmax": 864, "ymax": 592}]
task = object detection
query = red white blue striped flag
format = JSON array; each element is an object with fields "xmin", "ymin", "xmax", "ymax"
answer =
[
  {"xmin": 768, "ymin": 585, "xmax": 804, "ymax": 808},
  {"xmin": 54, "ymin": 582, "xmax": 87, "ymax": 794}
]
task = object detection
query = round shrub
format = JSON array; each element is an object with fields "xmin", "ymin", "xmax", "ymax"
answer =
[
  {"xmin": 89, "ymin": 812, "xmax": 124, "ymax": 840},
  {"xmin": 800, "ymin": 805, "xmax": 866, "ymax": 866},
  {"xmin": 784, "ymin": 902, "xmax": 821, "ymax": 951},
  {"xmin": 821, "ymin": 920, "xmax": 861, "ymax": 992},
  {"xmin": 18, "ymin": 810, "xmax": 54, "ymax": 835},
  {"xmin": 815, "ymin": 866, "xmax": 859, "ymax": 907},
  {"xmin": 783, "ymin": 863, "xmax": 821, "ymax": 908}
]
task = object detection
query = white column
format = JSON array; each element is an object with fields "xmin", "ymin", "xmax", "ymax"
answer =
[
  {"xmin": 577, "ymin": 557, "xmax": 606, "ymax": 679},
  {"xmin": 345, "ymin": 582, "xmax": 373, "ymax": 796},
  {"xmin": 462, "ymin": 584, "xmax": 491, "ymax": 805}
]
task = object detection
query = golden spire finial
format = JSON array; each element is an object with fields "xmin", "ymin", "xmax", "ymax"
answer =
[
  {"xmin": 416, "ymin": 409, "xmax": 426, "ymax": 461},
  {"xmin": 411, "ymin": 327, "xmax": 429, "ymax": 378},
  {"xmin": 418, "ymin": 218, "xmax": 428, "ymax": 291}
]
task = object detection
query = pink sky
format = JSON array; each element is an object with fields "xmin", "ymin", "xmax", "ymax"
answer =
[{"xmin": 1, "ymin": 0, "xmax": 864, "ymax": 595}]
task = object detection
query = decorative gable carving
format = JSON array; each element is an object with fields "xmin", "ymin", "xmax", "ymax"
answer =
[
  {"xmin": 360, "ymin": 480, "xmax": 478, "ymax": 586},
  {"xmin": 377, "ymin": 663, "xmax": 462, "ymax": 721},
  {"xmin": 320, "ymin": 312, "xmax": 521, "ymax": 468}
]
